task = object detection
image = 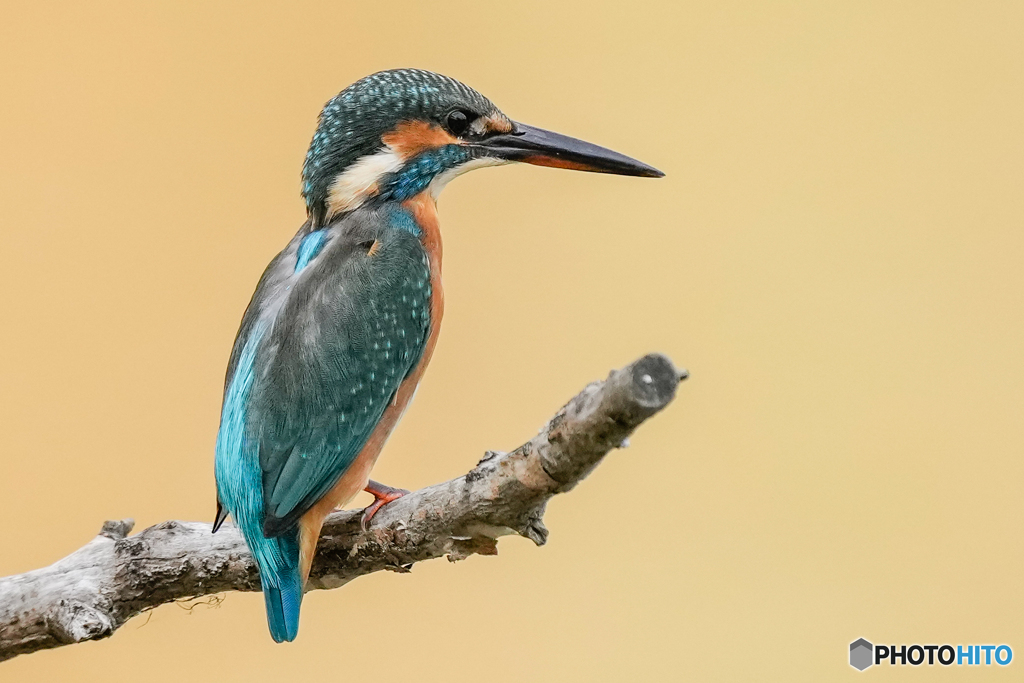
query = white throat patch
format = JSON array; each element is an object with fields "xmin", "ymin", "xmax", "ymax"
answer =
[
  {"xmin": 428, "ymin": 156, "xmax": 509, "ymax": 200},
  {"xmin": 324, "ymin": 148, "xmax": 510, "ymax": 219},
  {"xmin": 325, "ymin": 147, "xmax": 404, "ymax": 218}
]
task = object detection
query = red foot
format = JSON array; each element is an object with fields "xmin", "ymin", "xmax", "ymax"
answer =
[{"xmin": 361, "ymin": 480, "xmax": 409, "ymax": 531}]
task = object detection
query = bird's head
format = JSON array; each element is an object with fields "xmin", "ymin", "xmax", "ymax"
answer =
[{"xmin": 302, "ymin": 69, "xmax": 662, "ymax": 225}]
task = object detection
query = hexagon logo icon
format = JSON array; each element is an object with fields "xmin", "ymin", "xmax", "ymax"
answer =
[{"xmin": 850, "ymin": 638, "xmax": 873, "ymax": 671}]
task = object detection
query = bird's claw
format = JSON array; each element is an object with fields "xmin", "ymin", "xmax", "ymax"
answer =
[{"xmin": 360, "ymin": 480, "xmax": 409, "ymax": 531}]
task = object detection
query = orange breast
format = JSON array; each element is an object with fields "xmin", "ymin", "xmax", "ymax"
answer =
[{"xmin": 296, "ymin": 191, "xmax": 445, "ymax": 580}]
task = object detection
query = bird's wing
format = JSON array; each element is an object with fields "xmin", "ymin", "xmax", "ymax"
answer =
[{"xmin": 247, "ymin": 214, "xmax": 432, "ymax": 536}]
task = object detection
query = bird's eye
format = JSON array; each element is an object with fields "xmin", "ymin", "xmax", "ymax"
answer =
[{"xmin": 445, "ymin": 109, "xmax": 473, "ymax": 137}]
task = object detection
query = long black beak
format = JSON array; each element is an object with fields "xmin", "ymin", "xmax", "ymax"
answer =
[{"xmin": 476, "ymin": 122, "xmax": 664, "ymax": 178}]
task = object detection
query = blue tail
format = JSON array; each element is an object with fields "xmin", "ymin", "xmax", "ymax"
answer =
[
  {"xmin": 263, "ymin": 570, "xmax": 303, "ymax": 642},
  {"xmin": 213, "ymin": 319, "xmax": 305, "ymax": 642},
  {"xmin": 259, "ymin": 530, "xmax": 304, "ymax": 643}
]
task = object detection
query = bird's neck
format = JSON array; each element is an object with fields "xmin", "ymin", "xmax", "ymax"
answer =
[
  {"xmin": 401, "ymin": 192, "xmax": 443, "ymax": 273},
  {"xmin": 321, "ymin": 144, "xmax": 472, "ymax": 222}
]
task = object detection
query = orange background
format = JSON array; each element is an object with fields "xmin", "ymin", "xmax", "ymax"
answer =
[{"xmin": 2, "ymin": 1, "xmax": 1023, "ymax": 680}]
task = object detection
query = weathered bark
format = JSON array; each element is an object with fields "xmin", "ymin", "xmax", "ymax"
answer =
[{"xmin": 0, "ymin": 353, "xmax": 685, "ymax": 662}]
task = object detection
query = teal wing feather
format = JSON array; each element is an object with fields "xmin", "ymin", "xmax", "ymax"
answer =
[{"xmin": 249, "ymin": 211, "xmax": 432, "ymax": 536}]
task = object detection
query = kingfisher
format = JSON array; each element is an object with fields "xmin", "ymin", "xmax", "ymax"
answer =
[{"xmin": 212, "ymin": 68, "xmax": 662, "ymax": 643}]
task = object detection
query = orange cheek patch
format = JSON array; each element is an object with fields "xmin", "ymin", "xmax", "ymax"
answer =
[{"xmin": 382, "ymin": 121, "xmax": 460, "ymax": 159}]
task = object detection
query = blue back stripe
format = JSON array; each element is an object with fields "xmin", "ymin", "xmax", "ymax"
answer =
[{"xmin": 296, "ymin": 230, "xmax": 329, "ymax": 272}]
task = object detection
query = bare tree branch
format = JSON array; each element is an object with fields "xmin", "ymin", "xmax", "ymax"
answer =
[{"xmin": 0, "ymin": 353, "xmax": 685, "ymax": 662}]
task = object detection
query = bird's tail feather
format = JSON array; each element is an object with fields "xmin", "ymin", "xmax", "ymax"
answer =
[{"xmin": 261, "ymin": 531, "xmax": 304, "ymax": 643}]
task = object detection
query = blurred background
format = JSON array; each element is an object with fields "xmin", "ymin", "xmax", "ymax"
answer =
[{"xmin": 1, "ymin": 1, "xmax": 1022, "ymax": 680}]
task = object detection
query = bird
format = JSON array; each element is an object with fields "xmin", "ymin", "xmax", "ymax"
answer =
[{"xmin": 212, "ymin": 68, "xmax": 662, "ymax": 643}]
